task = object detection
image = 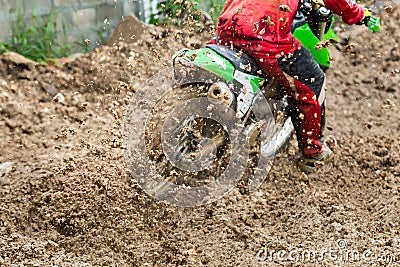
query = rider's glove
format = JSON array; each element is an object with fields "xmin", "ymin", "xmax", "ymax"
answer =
[{"xmin": 357, "ymin": 7, "xmax": 381, "ymax": 33}]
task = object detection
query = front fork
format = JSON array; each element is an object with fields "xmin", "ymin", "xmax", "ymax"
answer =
[{"xmin": 316, "ymin": 21, "xmax": 327, "ymax": 40}]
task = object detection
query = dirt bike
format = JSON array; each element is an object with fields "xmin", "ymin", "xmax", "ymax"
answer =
[{"xmin": 124, "ymin": 6, "xmax": 380, "ymax": 206}]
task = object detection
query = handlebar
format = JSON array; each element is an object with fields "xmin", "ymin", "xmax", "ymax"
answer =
[{"xmin": 366, "ymin": 16, "xmax": 380, "ymax": 33}]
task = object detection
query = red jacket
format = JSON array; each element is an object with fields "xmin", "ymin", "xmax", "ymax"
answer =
[{"xmin": 217, "ymin": 0, "xmax": 364, "ymax": 57}]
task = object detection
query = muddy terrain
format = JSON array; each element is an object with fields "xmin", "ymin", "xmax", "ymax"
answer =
[{"xmin": 0, "ymin": 3, "xmax": 399, "ymax": 266}]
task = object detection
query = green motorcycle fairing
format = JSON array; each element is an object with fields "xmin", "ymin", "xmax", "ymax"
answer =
[
  {"xmin": 293, "ymin": 18, "xmax": 339, "ymax": 68},
  {"xmin": 173, "ymin": 47, "xmax": 264, "ymax": 94}
]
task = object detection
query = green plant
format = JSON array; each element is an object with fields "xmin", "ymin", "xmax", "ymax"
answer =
[
  {"xmin": 0, "ymin": 7, "xmax": 74, "ymax": 62},
  {"xmin": 93, "ymin": 27, "xmax": 109, "ymax": 46},
  {"xmin": 149, "ymin": 0, "xmax": 198, "ymax": 26},
  {"xmin": 194, "ymin": 0, "xmax": 224, "ymax": 24},
  {"xmin": 149, "ymin": 0, "xmax": 224, "ymax": 26},
  {"xmin": 75, "ymin": 39, "xmax": 91, "ymax": 54}
]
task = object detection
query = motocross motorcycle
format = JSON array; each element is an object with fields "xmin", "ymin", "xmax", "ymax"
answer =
[{"xmin": 124, "ymin": 2, "xmax": 380, "ymax": 205}]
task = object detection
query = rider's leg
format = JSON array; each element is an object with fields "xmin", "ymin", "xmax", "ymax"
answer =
[
  {"xmin": 277, "ymin": 47, "xmax": 326, "ymax": 157},
  {"xmin": 251, "ymin": 47, "xmax": 327, "ymax": 158}
]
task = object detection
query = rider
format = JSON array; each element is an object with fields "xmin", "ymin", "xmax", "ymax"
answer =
[{"xmin": 212, "ymin": 0, "xmax": 378, "ymax": 173}]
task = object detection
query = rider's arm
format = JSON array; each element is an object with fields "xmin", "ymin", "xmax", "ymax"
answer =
[{"xmin": 323, "ymin": 0, "xmax": 364, "ymax": 24}]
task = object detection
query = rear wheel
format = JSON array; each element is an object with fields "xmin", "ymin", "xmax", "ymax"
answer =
[
  {"xmin": 124, "ymin": 70, "xmax": 248, "ymax": 206},
  {"xmin": 145, "ymin": 83, "xmax": 232, "ymax": 189},
  {"xmin": 124, "ymin": 69, "xmax": 293, "ymax": 205},
  {"xmin": 145, "ymin": 81, "xmax": 294, "ymax": 193}
]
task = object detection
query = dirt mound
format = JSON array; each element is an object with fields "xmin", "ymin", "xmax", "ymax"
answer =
[{"xmin": 0, "ymin": 5, "xmax": 399, "ymax": 266}]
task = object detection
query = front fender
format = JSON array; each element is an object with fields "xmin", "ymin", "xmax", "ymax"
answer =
[{"xmin": 293, "ymin": 20, "xmax": 339, "ymax": 68}]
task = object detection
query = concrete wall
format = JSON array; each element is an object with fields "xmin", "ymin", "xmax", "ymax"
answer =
[{"xmin": 0, "ymin": 0, "xmax": 145, "ymax": 48}]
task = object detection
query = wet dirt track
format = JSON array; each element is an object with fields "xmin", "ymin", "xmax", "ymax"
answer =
[{"xmin": 0, "ymin": 4, "xmax": 399, "ymax": 266}]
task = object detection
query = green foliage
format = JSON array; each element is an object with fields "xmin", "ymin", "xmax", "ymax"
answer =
[
  {"xmin": 93, "ymin": 28, "xmax": 109, "ymax": 46},
  {"xmin": 150, "ymin": 0, "xmax": 224, "ymax": 26},
  {"xmin": 150, "ymin": 0, "xmax": 199, "ymax": 26},
  {"xmin": 75, "ymin": 39, "xmax": 91, "ymax": 54},
  {"xmin": 195, "ymin": 0, "xmax": 224, "ymax": 25},
  {"xmin": 0, "ymin": 7, "xmax": 74, "ymax": 63},
  {"xmin": 74, "ymin": 28, "xmax": 108, "ymax": 54}
]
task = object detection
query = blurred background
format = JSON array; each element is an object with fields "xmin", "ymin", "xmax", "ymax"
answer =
[{"xmin": 0, "ymin": 0, "xmax": 223, "ymax": 61}]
